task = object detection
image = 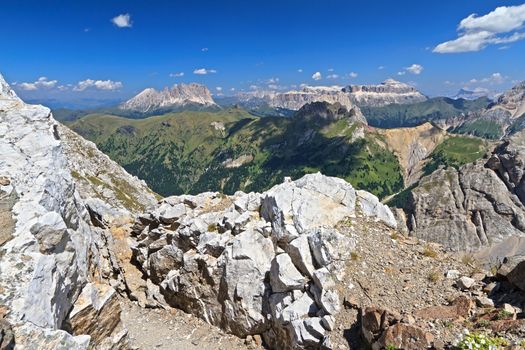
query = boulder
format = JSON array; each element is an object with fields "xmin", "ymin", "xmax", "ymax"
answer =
[
  {"xmin": 286, "ymin": 235, "xmax": 316, "ymax": 277},
  {"xmin": 456, "ymin": 276, "xmax": 476, "ymax": 290},
  {"xmin": 497, "ymin": 255, "xmax": 525, "ymax": 291},
  {"xmin": 270, "ymin": 253, "xmax": 306, "ymax": 293}
]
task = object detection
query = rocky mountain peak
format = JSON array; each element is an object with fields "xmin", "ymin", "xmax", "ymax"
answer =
[
  {"xmin": 294, "ymin": 101, "xmax": 367, "ymax": 125},
  {"xmin": 120, "ymin": 82, "xmax": 217, "ymax": 113},
  {"xmin": 0, "ymin": 73, "xmax": 19, "ymax": 100},
  {"xmin": 453, "ymin": 88, "xmax": 491, "ymax": 100}
]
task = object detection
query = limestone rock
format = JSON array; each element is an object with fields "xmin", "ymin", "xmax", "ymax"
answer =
[
  {"xmin": 270, "ymin": 253, "xmax": 306, "ymax": 293},
  {"xmin": 0, "ymin": 73, "xmax": 129, "ymax": 348},
  {"xmin": 132, "ymin": 172, "xmax": 396, "ymax": 349},
  {"xmin": 497, "ymin": 255, "xmax": 525, "ymax": 291},
  {"xmin": 457, "ymin": 276, "xmax": 476, "ymax": 290},
  {"xmin": 66, "ymin": 283, "xmax": 125, "ymax": 348}
]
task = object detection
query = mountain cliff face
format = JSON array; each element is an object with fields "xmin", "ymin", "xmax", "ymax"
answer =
[
  {"xmin": 392, "ymin": 130, "xmax": 525, "ymax": 252},
  {"xmin": 0, "ymin": 73, "xmax": 157, "ymax": 349},
  {"xmin": 269, "ymin": 86, "xmax": 356, "ymax": 111},
  {"xmin": 343, "ymin": 79, "xmax": 428, "ymax": 107},
  {"xmin": 237, "ymin": 86, "xmax": 358, "ymax": 111},
  {"xmin": 119, "ymin": 83, "xmax": 217, "ymax": 113},
  {"xmin": 235, "ymin": 80, "xmax": 425, "ymax": 112}
]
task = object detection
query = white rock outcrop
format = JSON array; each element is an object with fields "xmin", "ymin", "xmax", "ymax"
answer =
[
  {"xmin": 131, "ymin": 172, "xmax": 396, "ymax": 349},
  {"xmin": 0, "ymin": 73, "xmax": 128, "ymax": 349}
]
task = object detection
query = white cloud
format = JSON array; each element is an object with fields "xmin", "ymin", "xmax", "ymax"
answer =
[
  {"xmin": 349, "ymin": 72, "xmax": 358, "ymax": 78},
  {"xmin": 267, "ymin": 77, "xmax": 279, "ymax": 84},
  {"xmin": 201, "ymin": 47, "xmax": 209, "ymax": 52},
  {"xmin": 297, "ymin": 69, "xmax": 303, "ymax": 73},
  {"xmin": 378, "ymin": 66, "xmax": 385, "ymax": 70},
  {"xmin": 434, "ymin": 4, "xmax": 525, "ymax": 53},
  {"xmin": 327, "ymin": 74, "xmax": 339, "ymax": 79},
  {"xmin": 481, "ymin": 72, "xmax": 505, "ymax": 84},
  {"xmin": 111, "ymin": 13, "xmax": 132, "ymax": 28},
  {"xmin": 327, "ymin": 68, "xmax": 334, "ymax": 72},
  {"xmin": 397, "ymin": 71, "xmax": 406, "ymax": 76},
  {"xmin": 230, "ymin": 88, "xmax": 236, "ymax": 92},
  {"xmin": 16, "ymin": 76, "xmax": 58, "ymax": 91},
  {"xmin": 193, "ymin": 68, "xmax": 217, "ymax": 75},
  {"xmin": 73, "ymin": 79, "xmax": 123, "ymax": 91},
  {"xmin": 405, "ymin": 64, "xmax": 424, "ymax": 75},
  {"xmin": 249, "ymin": 85, "xmax": 258, "ymax": 90},
  {"xmin": 169, "ymin": 72, "xmax": 184, "ymax": 77},
  {"xmin": 216, "ymin": 86, "xmax": 222, "ymax": 92},
  {"xmin": 312, "ymin": 72, "xmax": 322, "ymax": 80}
]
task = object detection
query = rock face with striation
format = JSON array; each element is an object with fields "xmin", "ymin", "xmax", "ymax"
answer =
[
  {"xmin": 343, "ymin": 79, "xmax": 427, "ymax": 107},
  {"xmin": 270, "ymin": 86, "xmax": 357, "ymax": 111},
  {"xmin": 130, "ymin": 173, "xmax": 396, "ymax": 349},
  {"xmin": 237, "ymin": 86, "xmax": 361, "ymax": 112},
  {"xmin": 0, "ymin": 73, "xmax": 130, "ymax": 349},
  {"xmin": 119, "ymin": 83, "xmax": 218, "ymax": 113},
  {"xmin": 401, "ymin": 130, "xmax": 525, "ymax": 251}
]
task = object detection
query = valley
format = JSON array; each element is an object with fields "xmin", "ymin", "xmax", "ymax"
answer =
[{"xmin": 68, "ymin": 101, "xmax": 493, "ymax": 200}]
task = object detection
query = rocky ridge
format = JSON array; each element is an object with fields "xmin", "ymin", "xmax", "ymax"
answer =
[
  {"xmin": 119, "ymin": 83, "xmax": 217, "ymax": 113},
  {"xmin": 0, "ymin": 73, "xmax": 132, "ymax": 348},
  {"xmin": 129, "ymin": 173, "xmax": 396, "ymax": 349}
]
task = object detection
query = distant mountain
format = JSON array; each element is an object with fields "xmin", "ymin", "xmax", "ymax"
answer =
[
  {"xmin": 452, "ymin": 88, "xmax": 491, "ymax": 101},
  {"xmin": 343, "ymin": 79, "xmax": 428, "ymax": 107},
  {"xmin": 229, "ymin": 80, "xmax": 426, "ymax": 115},
  {"xmin": 119, "ymin": 83, "xmax": 218, "ymax": 113},
  {"xmin": 235, "ymin": 85, "xmax": 356, "ymax": 112}
]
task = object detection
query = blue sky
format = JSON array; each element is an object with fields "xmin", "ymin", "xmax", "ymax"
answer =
[{"xmin": 1, "ymin": 0, "xmax": 524, "ymax": 107}]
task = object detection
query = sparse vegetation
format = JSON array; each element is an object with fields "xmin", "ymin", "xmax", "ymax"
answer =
[
  {"xmin": 207, "ymin": 223, "xmax": 218, "ymax": 232},
  {"xmin": 350, "ymin": 252, "xmax": 360, "ymax": 261},
  {"xmin": 476, "ymin": 319, "xmax": 491, "ymax": 328},
  {"xmin": 428, "ymin": 270, "xmax": 441, "ymax": 283},
  {"xmin": 455, "ymin": 332, "xmax": 508, "ymax": 350},
  {"xmin": 461, "ymin": 254, "xmax": 475, "ymax": 266},
  {"xmin": 495, "ymin": 310, "xmax": 513, "ymax": 320},
  {"xmin": 422, "ymin": 245, "xmax": 438, "ymax": 258}
]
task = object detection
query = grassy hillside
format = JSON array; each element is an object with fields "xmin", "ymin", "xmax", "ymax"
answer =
[
  {"xmin": 422, "ymin": 136, "xmax": 492, "ymax": 176},
  {"xmin": 361, "ymin": 97, "xmax": 491, "ymax": 128},
  {"xmin": 69, "ymin": 107, "xmax": 405, "ymax": 199}
]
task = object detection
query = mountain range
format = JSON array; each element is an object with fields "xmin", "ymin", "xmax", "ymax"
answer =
[{"xmin": 4, "ymin": 71, "xmax": 525, "ymax": 349}]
